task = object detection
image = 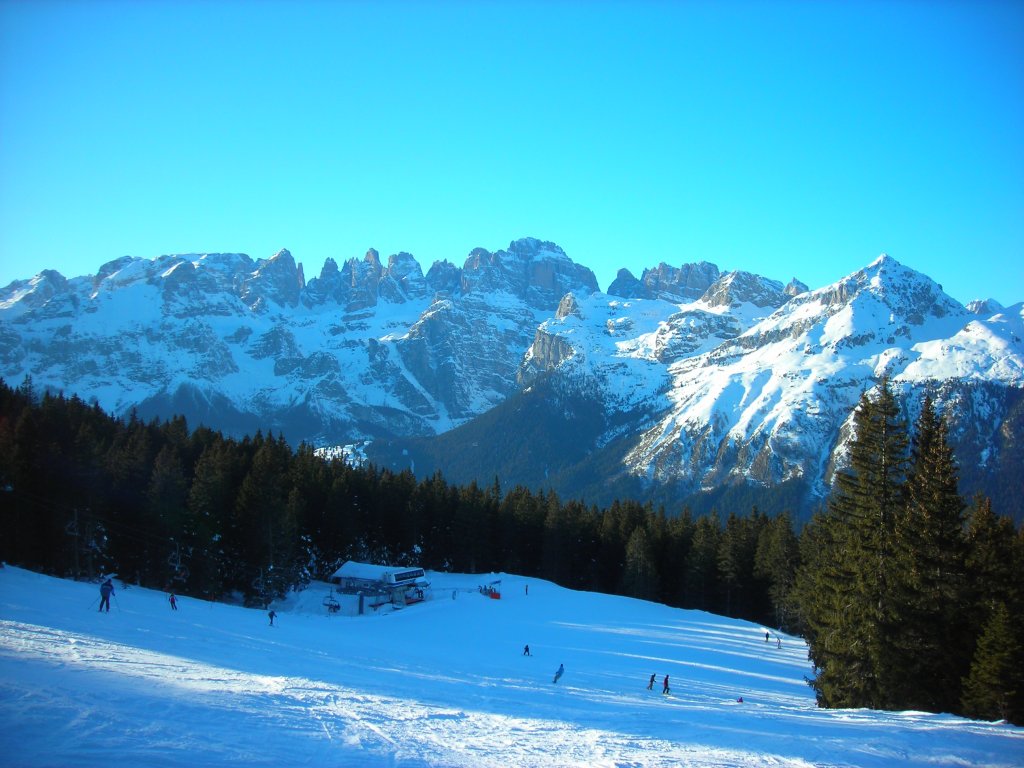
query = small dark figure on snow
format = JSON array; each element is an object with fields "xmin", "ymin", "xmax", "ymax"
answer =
[
  {"xmin": 169, "ymin": 593, "xmax": 177, "ymax": 611},
  {"xmin": 268, "ymin": 610, "xmax": 276, "ymax": 626},
  {"xmin": 98, "ymin": 579, "xmax": 114, "ymax": 613},
  {"xmin": 523, "ymin": 644, "xmax": 531, "ymax": 656},
  {"xmin": 647, "ymin": 673, "xmax": 656, "ymax": 690},
  {"xmin": 662, "ymin": 675, "xmax": 670, "ymax": 695},
  {"xmin": 552, "ymin": 663, "xmax": 564, "ymax": 684}
]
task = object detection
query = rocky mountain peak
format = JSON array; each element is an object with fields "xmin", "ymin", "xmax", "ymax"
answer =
[
  {"xmin": 785, "ymin": 278, "xmax": 808, "ymax": 297},
  {"xmin": 460, "ymin": 238, "xmax": 597, "ymax": 309},
  {"xmin": 424, "ymin": 260, "xmax": 461, "ymax": 295},
  {"xmin": 700, "ymin": 271, "xmax": 788, "ymax": 310},
  {"xmin": 850, "ymin": 253, "xmax": 964, "ymax": 324},
  {"xmin": 379, "ymin": 252, "xmax": 427, "ymax": 303},
  {"xmin": 614, "ymin": 261, "xmax": 721, "ymax": 303},
  {"xmin": 0, "ymin": 269, "xmax": 69, "ymax": 315},
  {"xmin": 967, "ymin": 298, "xmax": 1005, "ymax": 316},
  {"xmin": 241, "ymin": 248, "xmax": 304, "ymax": 310},
  {"xmin": 606, "ymin": 268, "xmax": 646, "ymax": 298}
]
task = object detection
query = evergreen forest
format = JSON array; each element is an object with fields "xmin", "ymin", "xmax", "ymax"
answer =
[{"xmin": 0, "ymin": 377, "xmax": 1021, "ymax": 724}]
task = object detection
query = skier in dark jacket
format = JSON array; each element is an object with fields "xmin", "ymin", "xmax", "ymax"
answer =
[{"xmin": 98, "ymin": 579, "xmax": 114, "ymax": 612}]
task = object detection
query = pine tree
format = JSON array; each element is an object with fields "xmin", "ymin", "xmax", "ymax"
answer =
[
  {"xmin": 965, "ymin": 495, "xmax": 1020, "ymax": 614},
  {"xmin": 888, "ymin": 394, "xmax": 969, "ymax": 712},
  {"xmin": 754, "ymin": 511, "xmax": 800, "ymax": 631},
  {"xmin": 797, "ymin": 378, "xmax": 908, "ymax": 709},
  {"xmin": 623, "ymin": 524, "xmax": 659, "ymax": 601},
  {"xmin": 961, "ymin": 603, "xmax": 1023, "ymax": 724},
  {"xmin": 234, "ymin": 435, "xmax": 295, "ymax": 603},
  {"xmin": 185, "ymin": 439, "xmax": 241, "ymax": 598},
  {"xmin": 686, "ymin": 512, "xmax": 721, "ymax": 612}
]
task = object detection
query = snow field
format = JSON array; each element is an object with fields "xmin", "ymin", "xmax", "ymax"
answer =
[{"xmin": 1, "ymin": 566, "xmax": 1021, "ymax": 767}]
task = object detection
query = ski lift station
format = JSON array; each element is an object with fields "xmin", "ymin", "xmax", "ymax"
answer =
[{"xmin": 329, "ymin": 561, "xmax": 430, "ymax": 608}]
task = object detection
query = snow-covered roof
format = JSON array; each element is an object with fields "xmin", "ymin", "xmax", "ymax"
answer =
[{"xmin": 329, "ymin": 561, "xmax": 422, "ymax": 582}]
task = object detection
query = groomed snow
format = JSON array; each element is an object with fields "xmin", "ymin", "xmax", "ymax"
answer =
[{"xmin": 0, "ymin": 566, "xmax": 1019, "ymax": 767}]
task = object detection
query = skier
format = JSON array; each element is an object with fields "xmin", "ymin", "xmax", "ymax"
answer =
[
  {"xmin": 552, "ymin": 663, "xmax": 564, "ymax": 684},
  {"xmin": 268, "ymin": 609, "xmax": 276, "ymax": 626},
  {"xmin": 662, "ymin": 675, "xmax": 670, "ymax": 695},
  {"xmin": 523, "ymin": 644, "xmax": 531, "ymax": 656},
  {"xmin": 169, "ymin": 593, "xmax": 177, "ymax": 611},
  {"xmin": 647, "ymin": 673, "xmax": 656, "ymax": 690},
  {"xmin": 98, "ymin": 579, "xmax": 114, "ymax": 613}
]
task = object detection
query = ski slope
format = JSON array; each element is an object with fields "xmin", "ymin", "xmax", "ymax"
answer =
[{"xmin": 0, "ymin": 566, "xmax": 1019, "ymax": 767}]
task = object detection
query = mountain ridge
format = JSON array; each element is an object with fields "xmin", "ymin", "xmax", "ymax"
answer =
[{"xmin": 2, "ymin": 238, "xmax": 1021, "ymax": 519}]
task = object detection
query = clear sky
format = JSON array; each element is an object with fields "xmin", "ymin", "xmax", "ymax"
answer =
[{"xmin": 1, "ymin": 0, "xmax": 1022, "ymax": 306}]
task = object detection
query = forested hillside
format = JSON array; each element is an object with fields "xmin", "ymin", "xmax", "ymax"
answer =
[{"xmin": 1, "ymin": 376, "xmax": 1021, "ymax": 722}]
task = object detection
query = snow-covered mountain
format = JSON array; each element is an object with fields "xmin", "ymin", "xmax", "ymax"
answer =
[
  {"xmin": 2, "ymin": 241, "xmax": 1022, "ymax": 518},
  {"xmin": 509, "ymin": 254, "xmax": 1024, "ymax": 513},
  {"xmin": 0, "ymin": 238, "xmax": 598, "ymax": 443},
  {"xmin": 2, "ymin": 565, "xmax": 1020, "ymax": 766}
]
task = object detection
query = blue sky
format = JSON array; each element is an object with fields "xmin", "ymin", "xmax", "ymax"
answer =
[{"xmin": 1, "ymin": 0, "xmax": 1021, "ymax": 306}]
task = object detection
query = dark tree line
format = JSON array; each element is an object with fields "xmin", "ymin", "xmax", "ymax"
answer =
[
  {"xmin": 0, "ymin": 378, "xmax": 791, "ymax": 624},
  {"xmin": 0, "ymin": 376, "xmax": 1021, "ymax": 722}
]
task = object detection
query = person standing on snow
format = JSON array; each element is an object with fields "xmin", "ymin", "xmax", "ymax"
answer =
[
  {"xmin": 98, "ymin": 579, "xmax": 114, "ymax": 612},
  {"xmin": 552, "ymin": 663, "xmax": 564, "ymax": 684}
]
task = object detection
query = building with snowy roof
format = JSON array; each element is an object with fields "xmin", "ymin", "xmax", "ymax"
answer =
[{"xmin": 329, "ymin": 561, "xmax": 430, "ymax": 606}]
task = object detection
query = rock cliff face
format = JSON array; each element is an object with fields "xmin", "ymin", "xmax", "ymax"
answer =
[
  {"xmin": 607, "ymin": 261, "xmax": 721, "ymax": 302},
  {"xmin": 2, "ymin": 241, "xmax": 1022, "ymax": 518},
  {"xmin": 0, "ymin": 238, "xmax": 598, "ymax": 443}
]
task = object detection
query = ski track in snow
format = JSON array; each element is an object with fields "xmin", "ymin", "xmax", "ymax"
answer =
[
  {"xmin": 1, "ymin": 567, "xmax": 1021, "ymax": 767},
  {"xmin": 0, "ymin": 620, "xmax": 775, "ymax": 768}
]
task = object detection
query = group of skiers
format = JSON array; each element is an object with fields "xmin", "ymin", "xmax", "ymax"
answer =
[
  {"xmin": 95, "ymin": 581, "xmax": 284, "ymax": 626},
  {"xmin": 94, "ymin": 581, "xmax": 753, "ymax": 708},
  {"xmin": 647, "ymin": 673, "xmax": 670, "ymax": 694}
]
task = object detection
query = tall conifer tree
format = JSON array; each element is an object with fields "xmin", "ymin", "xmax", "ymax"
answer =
[
  {"xmin": 798, "ymin": 377, "xmax": 908, "ymax": 708},
  {"xmin": 889, "ymin": 394, "xmax": 968, "ymax": 711}
]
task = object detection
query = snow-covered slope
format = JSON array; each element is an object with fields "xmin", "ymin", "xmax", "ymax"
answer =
[{"xmin": 1, "ymin": 565, "xmax": 1019, "ymax": 767}]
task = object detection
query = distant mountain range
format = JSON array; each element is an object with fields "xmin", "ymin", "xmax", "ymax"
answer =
[{"xmin": 2, "ymin": 238, "xmax": 1021, "ymax": 520}]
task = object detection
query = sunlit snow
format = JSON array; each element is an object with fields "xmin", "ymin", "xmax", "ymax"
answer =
[{"xmin": 1, "ymin": 565, "xmax": 1019, "ymax": 767}]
